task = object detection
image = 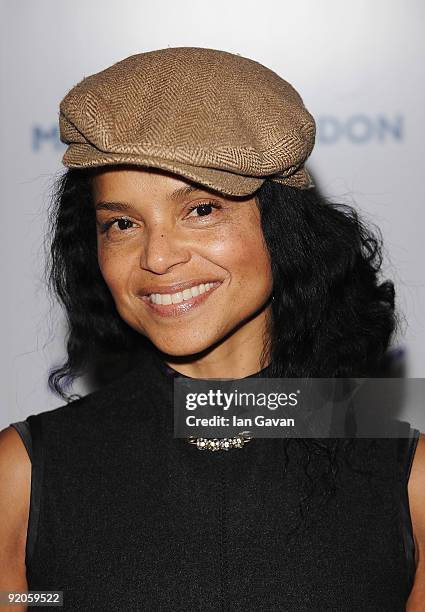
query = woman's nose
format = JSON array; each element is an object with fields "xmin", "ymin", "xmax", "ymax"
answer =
[{"xmin": 140, "ymin": 224, "xmax": 191, "ymax": 274}]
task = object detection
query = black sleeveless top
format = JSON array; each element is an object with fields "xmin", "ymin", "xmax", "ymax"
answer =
[{"xmin": 10, "ymin": 346, "xmax": 420, "ymax": 611}]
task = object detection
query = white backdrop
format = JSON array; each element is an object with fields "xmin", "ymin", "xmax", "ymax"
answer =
[{"xmin": 1, "ymin": 0, "xmax": 424, "ymax": 429}]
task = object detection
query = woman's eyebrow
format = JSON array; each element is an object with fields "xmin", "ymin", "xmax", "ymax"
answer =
[
  {"xmin": 169, "ymin": 185, "xmax": 204, "ymax": 201},
  {"xmin": 94, "ymin": 186, "xmax": 208, "ymax": 213},
  {"xmin": 94, "ymin": 201, "xmax": 135, "ymax": 213}
]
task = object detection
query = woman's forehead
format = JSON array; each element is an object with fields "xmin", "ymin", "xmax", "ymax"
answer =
[
  {"xmin": 93, "ymin": 166, "xmax": 203, "ymax": 192},
  {"xmin": 91, "ymin": 166, "xmax": 253, "ymax": 204}
]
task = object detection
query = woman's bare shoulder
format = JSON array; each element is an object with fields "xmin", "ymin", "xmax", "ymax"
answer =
[
  {"xmin": 0, "ymin": 426, "xmax": 30, "ymax": 591},
  {"xmin": 407, "ymin": 433, "xmax": 425, "ymax": 609}
]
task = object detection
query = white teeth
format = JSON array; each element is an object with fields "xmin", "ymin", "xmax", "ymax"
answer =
[
  {"xmin": 171, "ymin": 292, "xmax": 183, "ymax": 304},
  {"xmin": 149, "ymin": 282, "xmax": 216, "ymax": 305}
]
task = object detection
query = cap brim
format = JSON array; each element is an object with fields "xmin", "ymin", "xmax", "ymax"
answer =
[{"xmin": 62, "ymin": 144, "xmax": 265, "ymax": 197}]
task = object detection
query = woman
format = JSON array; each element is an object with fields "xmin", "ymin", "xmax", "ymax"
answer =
[{"xmin": 0, "ymin": 47, "xmax": 424, "ymax": 611}]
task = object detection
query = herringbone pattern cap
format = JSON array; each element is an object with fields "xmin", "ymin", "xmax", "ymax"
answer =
[{"xmin": 59, "ymin": 47, "xmax": 316, "ymax": 196}]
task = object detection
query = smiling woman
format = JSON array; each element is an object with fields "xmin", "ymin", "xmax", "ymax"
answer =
[
  {"xmin": 0, "ymin": 47, "xmax": 424, "ymax": 611},
  {"xmin": 91, "ymin": 166, "xmax": 273, "ymax": 378}
]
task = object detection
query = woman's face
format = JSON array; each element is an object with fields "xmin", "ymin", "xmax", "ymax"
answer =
[{"xmin": 92, "ymin": 167, "xmax": 273, "ymax": 361}]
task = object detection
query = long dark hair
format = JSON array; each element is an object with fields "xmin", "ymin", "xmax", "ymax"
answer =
[
  {"xmin": 259, "ymin": 180, "xmax": 396, "ymax": 378},
  {"xmin": 46, "ymin": 168, "xmax": 398, "ymax": 537}
]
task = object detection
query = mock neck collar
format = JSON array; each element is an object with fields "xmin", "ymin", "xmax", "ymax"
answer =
[
  {"xmin": 156, "ymin": 354, "xmax": 273, "ymax": 380},
  {"xmin": 133, "ymin": 340, "xmax": 273, "ymax": 380}
]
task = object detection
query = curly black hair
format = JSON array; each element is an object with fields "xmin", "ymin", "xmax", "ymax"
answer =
[{"xmin": 45, "ymin": 168, "xmax": 399, "ymax": 540}]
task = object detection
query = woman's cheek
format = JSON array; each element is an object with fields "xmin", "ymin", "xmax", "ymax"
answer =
[{"xmin": 97, "ymin": 249, "xmax": 126, "ymax": 295}]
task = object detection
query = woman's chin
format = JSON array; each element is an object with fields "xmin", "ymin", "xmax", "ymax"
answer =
[{"xmin": 147, "ymin": 334, "xmax": 222, "ymax": 361}]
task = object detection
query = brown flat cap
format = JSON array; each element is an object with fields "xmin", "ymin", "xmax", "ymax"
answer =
[{"xmin": 59, "ymin": 47, "xmax": 316, "ymax": 196}]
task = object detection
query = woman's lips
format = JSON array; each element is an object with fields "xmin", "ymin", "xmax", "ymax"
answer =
[{"xmin": 138, "ymin": 281, "xmax": 222, "ymax": 317}]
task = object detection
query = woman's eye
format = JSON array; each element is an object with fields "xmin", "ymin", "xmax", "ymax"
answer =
[
  {"xmin": 98, "ymin": 202, "xmax": 222, "ymax": 235},
  {"xmin": 98, "ymin": 217, "xmax": 135, "ymax": 234},
  {"xmin": 187, "ymin": 202, "xmax": 222, "ymax": 218}
]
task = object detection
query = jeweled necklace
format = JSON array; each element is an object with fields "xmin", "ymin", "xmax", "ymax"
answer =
[{"xmin": 186, "ymin": 431, "xmax": 253, "ymax": 451}]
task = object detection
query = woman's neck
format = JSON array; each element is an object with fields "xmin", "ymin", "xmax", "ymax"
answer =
[{"xmin": 159, "ymin": 320, "xmax": 271, "ymax": 380}]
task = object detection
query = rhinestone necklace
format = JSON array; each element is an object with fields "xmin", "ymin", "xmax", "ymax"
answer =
[{"xmin": 186, "ymin": 431, "xmax": 253, "ymax": 451}]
